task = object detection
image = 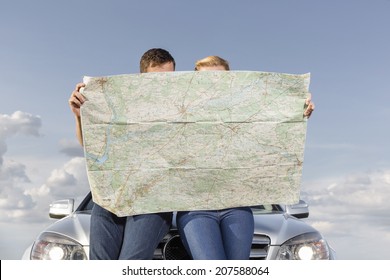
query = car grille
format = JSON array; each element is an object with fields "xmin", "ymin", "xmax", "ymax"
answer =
[
  {"xmin": 153, "ymin": 231, "xmax": 270, "ymax": 260},
  {"xmin": 163, "ymin": 234, "xmax": 192, "ymax": 260},
  {"xmin": 153, "ymin": 232, "xmax": 190, "ymax": 260},
  {"xmin": 250, "ymin": 234, "xmax": 271, "ymax": 260}
]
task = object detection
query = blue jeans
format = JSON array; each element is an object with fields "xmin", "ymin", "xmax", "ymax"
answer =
[
  {"xmin": 176, "ymin": 207, "xmax": 254, "ymax": 260},
  {"xmin": 90, "ymin": 204, "xmax": 172, "ymax": 259}
]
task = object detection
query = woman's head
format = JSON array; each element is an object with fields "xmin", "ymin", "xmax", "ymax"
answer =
[{"xmin": 194, "ymin": 56, "xmax": 230, "ymax": 71}]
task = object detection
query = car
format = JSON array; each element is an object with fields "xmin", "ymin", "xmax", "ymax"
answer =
[{"xmin": 22, "ymin": 192, "xmax": 336, "ymax": 260}]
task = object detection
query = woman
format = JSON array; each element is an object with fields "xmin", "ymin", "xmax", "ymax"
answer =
[{"xmin": 176, "ymin": 56, "xmax": 255, "ymax": 260}]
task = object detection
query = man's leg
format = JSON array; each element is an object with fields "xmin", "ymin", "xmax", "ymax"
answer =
[
  {"xmin": 89, "ymin": 204, "xmax": 126, "ymax": 260},
  {"xmin": 119, "ymin": 212, "xmax": 172, "ymax": 260}
]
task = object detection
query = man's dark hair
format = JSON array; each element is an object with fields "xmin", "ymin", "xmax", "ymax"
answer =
[{"xmin": 139, "ymin": 48, "xmax": 176, "ymax": 73}]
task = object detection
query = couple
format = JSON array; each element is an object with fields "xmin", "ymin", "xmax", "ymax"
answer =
[{"xmin": 68, "ymin": 48, "xmax": 315, "ymax": 260}]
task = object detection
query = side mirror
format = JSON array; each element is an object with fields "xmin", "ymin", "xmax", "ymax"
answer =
[
  {"xmin": 286, "ymin": 200, "xmax": 309, "ymax": 219},
  {"xmin": 49, "ymin": 199, "xmax": 74, "ymax": 219}
]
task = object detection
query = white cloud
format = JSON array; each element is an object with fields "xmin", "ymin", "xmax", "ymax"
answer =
[
  {"xmin": 0, "ymin": 179, "xmax": 35, "ymax": 210},
  {"xmin": 0, "ymin": 160, "xmax": 30, "ymax": 182},
  {"xmin": 0, "ymin": 157, "xmax": 89, "ymax": 223},
  {"xmin": 0, "ymin": 111, "xmax": 42, "ymax": 222},
  {"xmin": 31, "ymin": 157, "xmax": 89, "ymax": 200},
  {"xmin": 0, "ymin": 111, "xmax": 89, "ymax": 223},
  {"xmin": 303, "ymin": 170, "xmax": 390, "ymax": 259},
  {"xmin": 5, "ymin": 156, "xmax": 90, "ymax": 223},
  {"xmin": 305, "ymin": 170, "xmax": 390, "ymax": 213},
  {"xmin": 0, "ymin": 111, "xmax": 42, "ymax": 166},
  {"xmin": 0, "ymin": 111, "xmax": 41, "ymax": 138}
]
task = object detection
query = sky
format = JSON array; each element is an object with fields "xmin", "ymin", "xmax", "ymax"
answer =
[{"xmin": 0, "ymin": 0, "xmax": 389, "ymax": 260}]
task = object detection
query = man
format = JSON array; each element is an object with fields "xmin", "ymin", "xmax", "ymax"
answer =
[{"xmin": 68, "ymin": 48, "xmax": 175, "ymax": 259}]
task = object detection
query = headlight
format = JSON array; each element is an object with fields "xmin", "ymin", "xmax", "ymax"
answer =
[
  {"xmin": 31, "ymin": 232, "xmax": 87, "ymax": 260},
  {"xmin": 276, "ymin": 232, "xmax": 330, "ymax": 260}
]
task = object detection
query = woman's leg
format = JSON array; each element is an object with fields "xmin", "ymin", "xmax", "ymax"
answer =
[
  {"xmin": 220, "ymin": 207, "xmax": 254, "ymax": 260},
  {"xmin": 177, "ymin": 211, "xmax": 227, "ymax": 259}
]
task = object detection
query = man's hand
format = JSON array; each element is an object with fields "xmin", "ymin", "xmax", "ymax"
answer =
[{"xmin": 68, "ymin": 83, "xmax": 86, "ymax": 117}]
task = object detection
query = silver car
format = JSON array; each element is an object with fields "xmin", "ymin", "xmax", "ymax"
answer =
[{"xmin": 22, "ymin": 192, "xmax": 335, "ymax": 260}]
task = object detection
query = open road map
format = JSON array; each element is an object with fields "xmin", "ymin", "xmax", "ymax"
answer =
[{"xmin": 81, "ymin": 71, "xmax": 310, "ymax": 216}]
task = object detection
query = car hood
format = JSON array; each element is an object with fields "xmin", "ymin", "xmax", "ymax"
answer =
[
  {"xmin": 41, "ymin": 210, "xmax": 318, "ymax": 248},
  {"xmin": 44, "ymin": 212, "xmax": 91, "ymax": 246},
  {"xmin": 252, "ymin": 211, "xmax": 317, "ymax": 246}
]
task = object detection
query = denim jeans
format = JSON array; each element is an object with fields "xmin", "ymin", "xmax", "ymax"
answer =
[
  {"xmin": 176, "ymin": 207, "xmax": 254, "ymax": 260},
  {"xmin": 90, "ymin": 204, "xmax": 172, "ymax": 259}
]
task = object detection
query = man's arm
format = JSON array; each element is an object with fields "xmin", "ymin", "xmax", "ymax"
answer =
[{"xmin": 68, "ymin": 83, "xmax": 86, "ymax": 146}]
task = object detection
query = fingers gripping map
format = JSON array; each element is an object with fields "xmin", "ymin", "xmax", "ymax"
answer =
[{"xmin": 81, "ymin": 71, "xmax": 310, "ymax": 217}]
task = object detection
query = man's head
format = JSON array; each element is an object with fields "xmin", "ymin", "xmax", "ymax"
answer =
[
  {"xmin": 194, "ymin": 56, "xmax": 230, "ymax": 71},
  {"xmin": 140, "ymin": 48, "xmax": 176, "ymax": 73}
]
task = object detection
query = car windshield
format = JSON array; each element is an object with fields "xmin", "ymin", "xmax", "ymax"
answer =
[
  {"xmin": 76, "ymin": 192, "xmax": 94, "ymax": 211},
  {"xmin": 251, "ymin": 204, "xmax": 283, "ymax": 214}
]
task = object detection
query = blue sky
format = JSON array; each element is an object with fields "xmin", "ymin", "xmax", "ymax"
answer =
[{"xmin": 1, "ymin": 0, "xmax": 390, "ymax": 260}]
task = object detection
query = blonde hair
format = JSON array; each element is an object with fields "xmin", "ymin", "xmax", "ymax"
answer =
[{"xmin": 194, "ymin": 56, "xmax": 230, "ymax": 71}]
